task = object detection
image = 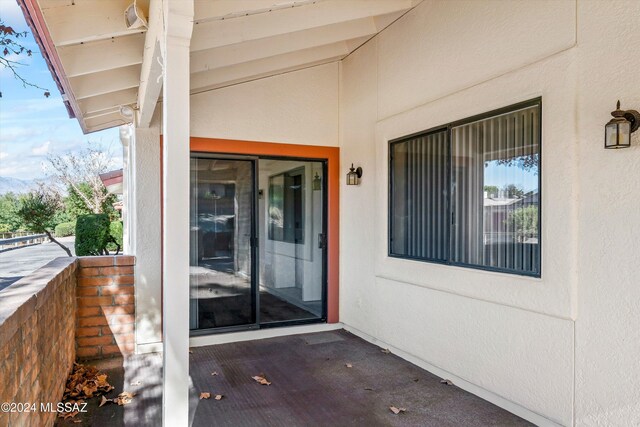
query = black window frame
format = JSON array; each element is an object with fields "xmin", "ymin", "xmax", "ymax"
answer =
[{"xmin": 388, "ymin": 98, "xmax": 542, "ymax": 278}]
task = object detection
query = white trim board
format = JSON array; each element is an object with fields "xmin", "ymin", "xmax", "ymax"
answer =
[
  {"xmin": 189, "ymin": 322, "xmax": 344, "ymax": 347},
  {"xmin": 342, "ymin": 324, "xmax": 563, "ymax": 427}
]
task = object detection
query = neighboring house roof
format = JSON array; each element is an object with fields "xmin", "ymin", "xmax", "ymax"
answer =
[
  {"xmin": 99, "ymin": 169, "xmax": 123, "ymax": 195},
  {"xmin": 484, "ymin": 197, "xmax": 522, "ymax": 207},
  {"xmin": 19, "ymin": 0, "xmax": 422, "ymax": 134}
]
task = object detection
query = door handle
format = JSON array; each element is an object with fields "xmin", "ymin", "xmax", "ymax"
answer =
[{"xmin": 318, "ymin": 233, "xmax": 326, "ymax": 249}]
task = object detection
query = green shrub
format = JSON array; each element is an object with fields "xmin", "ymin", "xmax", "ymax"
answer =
[
  {"xmin": 75, "ymin": 214, "xmax": 110, "ymax": 256},
  {"xmin": 106, "ymin": 221, "xmax": 123, "ymax": 253},
  {"xmin": 54, "ymin": 221, "xmax": 76, "ymax": 237}
]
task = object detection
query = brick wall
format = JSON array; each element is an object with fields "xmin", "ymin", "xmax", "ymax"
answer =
[
  {"xmin": 76, "ymin": 256, "xmax": 136, "ymax": 360},
  {"xmin": 0, "ymin": 258, "xmax": 77, "ymax": 427}
]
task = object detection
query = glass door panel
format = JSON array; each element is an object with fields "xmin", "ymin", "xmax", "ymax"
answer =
[
  {"xmin": 190, "ymin": 157, "xmax": 256, "ymax": 331},
  {"xmin": 258, "ymin": 159, "xmax": 325, "ymax": 324}
]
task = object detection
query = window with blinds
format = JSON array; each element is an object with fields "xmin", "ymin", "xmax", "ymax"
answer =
[{"xmin": 389, "ymin": 99, "xmax": 541, "ymax": 276}]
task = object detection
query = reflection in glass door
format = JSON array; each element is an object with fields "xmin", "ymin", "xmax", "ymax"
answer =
[
  {"xmin": 190, "ymin": 157, "xmax": 256, "ymax": 331},
  {"xmin": 258, "ymin": 159, "xmax": 325, "ymax": 325},
  {"xmin": 190, "ymin": 155, "xmax": 326, "ymax": 333}
]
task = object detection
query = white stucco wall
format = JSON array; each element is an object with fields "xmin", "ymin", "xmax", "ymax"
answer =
[
  {"xmin": 129, "ymin": 0, "xmax": 640, "ymax": 423},
  {"xmin": 574, "ymin": 1, "xmax": 640, "ymax": 425},
  {"xmin": 190, "ymin": 62, "xmax": 339, "ymax": 147},
  {"xmin": 129, "ymin": 122, "xmax": 163, "ymax": 351},
  {"xmin": 340, "ymin": 0, "xmax": 640, "ymax": 425}
]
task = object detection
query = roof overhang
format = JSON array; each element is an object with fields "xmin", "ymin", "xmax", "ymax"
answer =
[
  {"xmin": 20, "ymin": 0, "xmax": 422, "ymax": 134},
  {"xmin": 99, "ymin": 168, "xmax": 124, "ymax": 194}
]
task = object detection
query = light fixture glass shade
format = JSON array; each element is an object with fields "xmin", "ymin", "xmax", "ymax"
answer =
[
  {"xmin": 605, "ymin": 120, "xmax": 631, "ymax": 149},
  {"xmin": 346, "ymin": 164, "xmax": 362, "ymax": 185}
]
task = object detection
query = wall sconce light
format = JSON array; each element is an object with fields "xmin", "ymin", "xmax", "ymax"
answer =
[
  {"xmin": 346, "ymin": 163, "xmax": 363, "ymax": 186},
  {"xmin": 312, "ymin": 172, "xmax": 322, "ymax": 191},
  {"xmin": 605, "ymin": 100, "xmax": 640, "ymax": 149}
]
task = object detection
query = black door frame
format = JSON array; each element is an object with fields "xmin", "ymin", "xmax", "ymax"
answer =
[{"xmin": 189, "ymin": 153, "xmax": 328, "ymax": 336}]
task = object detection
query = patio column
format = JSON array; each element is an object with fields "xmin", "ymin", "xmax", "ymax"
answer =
[{"xmin": 161, "ymin": 1, "xmax": 194, "ymax": 426}]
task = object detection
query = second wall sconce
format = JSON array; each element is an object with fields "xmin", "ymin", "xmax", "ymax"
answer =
[
  {"xmin": 346, "ymin": 163, "xmax": 363, "ymax": 185},
  {"xmin": 605, "ymin": 100, "xmax": 640, "ymax": 149}
]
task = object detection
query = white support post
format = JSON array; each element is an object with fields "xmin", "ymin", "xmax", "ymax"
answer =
[{"xmin": 161, "ymin": 1, "xmax": 194, "ymax": 426}]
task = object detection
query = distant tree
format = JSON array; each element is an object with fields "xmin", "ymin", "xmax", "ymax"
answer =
[
  {"xmin": 506, "ymin": 205, "xmax": 538, "ymax": 242},
  {"xmin": 496, "ymin": 154, "xmax": 539, "ymax": 174},
  {"xmin": 17, "ymin": 188, "xmax": 72, "ymax": 256},
  {"xmin": 65, "ymin": 182, "xmax": 118, "ymax": 221},
  {"xmin": 46, "ymin": 145, "xmax": 116, "ymax": 214},
  {"xmin": 484, "ymin": 185, "xmax": 499, "ymax": 197},
  {"xmin": 503, "ymin": 184, "xmax": 525, "ymax": 199},
  {"xmin": 0, "ymin": 192, "xmax": 25, "ymax": 232},
  {"xmin": 0, "ymin": 20, "xmax": 50, "ymax": 97}
]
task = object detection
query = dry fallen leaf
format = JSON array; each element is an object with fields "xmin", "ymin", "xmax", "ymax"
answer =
[
  {"xmin": 99, "ymin": 395, "xmax": 112, "ymax": 407},
  {"xmin": 364, "ymin": 387, "xmax": 374, "ymax": 391},
  {"xmin": 389, "ymin": 406, "xmax": 406, "ymax": 415},
  {"xmin": 64, "ymin": 411, "xmax": 79, "ymax": 420},
  {"xmin": 211, "ymin": 372, "xmax": 219, "ymax": 376},
  {"xmin": 252, "ymin": 374, "xmax": 272, "ymax": 386},
  {"xmin": 116, "ymin": 391, "xmax": 136, "ymax": 406},
  {"xmin": 381, "ymin": 348, "xmax": 391, "ymax": 354},
  {"xmin": 345, "ymin": 363, "xmax": 353, "ymax": 368},
  {"xmin": 200, "ymin": 392, "xmax": 211, "ymax": 400},
  {"xmin": 214, "ymin": 394, "xmax": 223, "ymax": 401},
  {"xmin": 72, "ymin": 420, "xmax": 82, "ymax": 424},
  {"xmin": 440, "ymin": 379, "xmax": 454, "ymax": 386}
]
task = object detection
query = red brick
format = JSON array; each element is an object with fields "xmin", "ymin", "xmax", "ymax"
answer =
[
  {"xmin": 78, "ymin": 257, "xmax": 114, "ymax": 267},
  {"xmin": 113, "ymin": 333, "xmax": 135, "ymax": 344},
  {"xmin": 76, "ymin": 327, "xmax": 101, "ymax": 337},
  {"xmin": 100, "ymin": 285, "xmax": 134, "ymax": 296},
  {"xmin": 114, "ymin": 256, "xmax": 136, "ymax": 266},
  {"xmin": 78, "ymin": 276, "xmax": 113, "ymax": 287},
  {"xmin": 76, "ymin": 347, "xmax": 100, "ymax": 358},
  {"xmin": 106, "ymin": 324, "xmax": 133, "ymax": 335},
  {"xmin": 103, "ymin": 305, "xmax": 135, "ymax": 316},
  {"xmin": 101, "ymin": 266, "xmax": 135, "ymax": 276},
  {"xmin": 107, "ymin": 314, "xmax": 135, "ymax": 326},
  {"xmin": 103, "ymin": 343, "xmax": 134, "ymax": 355},
  {"xmin": 78, "ymin": 296, "xmax": 113, "ymax": 307},
  {"xmin": 113, "ymin": 275, "xmax": 134, "ymax": 285},
  {"xmin": 78, "ymin": 306, "xmax": 102, "ymax": 317},
  {"xmin": 114, "ymin": 295, "xmax": 134, "ymax": 305},
  {"xmin": 77, "ymin": 267, "xmax": 103, "ymax": 277},
  {"xmin": 78, "ymin": 316, "xmax": 109, "ymax": 327},
  {"xmin": 77, "ymin": 287, "xmax": 99, "ymax": 296},
  {"xmin": 77, "ymin": 336, "xmax": 114, "ymax": 347}
]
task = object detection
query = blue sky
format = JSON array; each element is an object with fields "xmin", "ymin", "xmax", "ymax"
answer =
[{"xmin": 0, "ymin": 0, "xmax": 122, "ymax": 180}]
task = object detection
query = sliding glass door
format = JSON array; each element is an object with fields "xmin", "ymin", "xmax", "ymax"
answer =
[
  {"xmin": 190, "ymin": 157, "xmax": 257, "ymax": 331},
  {"xmin": 190, "ymin": 154, "xmax": 326, "ymax": 334},
  {"xmin": 258, "ymin": 159, "xmax": 325, "ymax": 326}
]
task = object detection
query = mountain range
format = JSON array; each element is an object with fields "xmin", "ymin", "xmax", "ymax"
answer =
[{"xmin": 0, "ymin": 177, "xmax": 36, "ymax": 195}]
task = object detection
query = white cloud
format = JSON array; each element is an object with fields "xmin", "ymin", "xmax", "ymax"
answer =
[
  {"xmin": 0, "ymin": 0, "xmax": 30, "ymax": 32},
  {"xmin": 31, "ymin": 141, "xmax": 50, "ymax": 156},
  {"xmin": 0, "ymin": 151, "xmax": 8, "ymax": 160}
]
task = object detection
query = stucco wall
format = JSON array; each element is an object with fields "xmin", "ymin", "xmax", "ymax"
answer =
[
  {"xmin": 340, "ymin": 0, "xmax": 640, "ymax": 425},
  {"xmin": 131, "ymin": 0, "xmax": 640, "ymax": 424},
  {"xmin": 341, "ymin": 2, "xmax": 577, "ymax": 423},
  {"xmin": 574, "ymin": 1, "xmax": 640, "ymax": 425},
  {"xmin": 190, "ymin": 62, "xmax": 339, "ymax": 147}
]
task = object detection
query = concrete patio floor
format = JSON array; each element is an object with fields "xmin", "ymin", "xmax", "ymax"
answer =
[{"xmin": 57, "ymin": 330, "xmax": 532, "ymax": 426}]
